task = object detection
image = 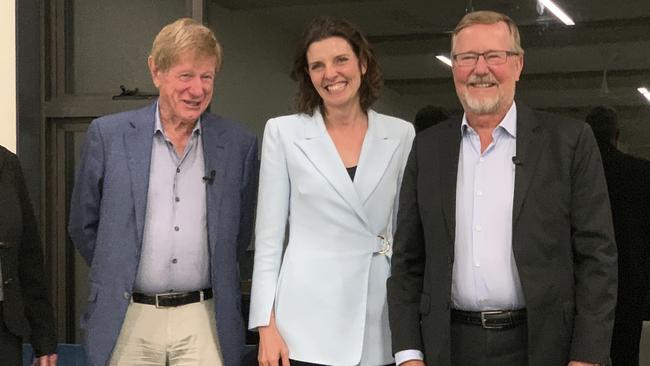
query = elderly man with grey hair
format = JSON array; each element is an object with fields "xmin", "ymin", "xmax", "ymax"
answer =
[
  {"xmin": 388, "ymin": 10, "xmax": 617, "ymax": 366},
  {"xmin": 69, "ymin": 18, "xmax": 258, "ymax": 366}
]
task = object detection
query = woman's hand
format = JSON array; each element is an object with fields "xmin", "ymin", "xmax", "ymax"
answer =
[{"xmin": 258, "ymin": 311, "xmax": 290, "ymax": 366}]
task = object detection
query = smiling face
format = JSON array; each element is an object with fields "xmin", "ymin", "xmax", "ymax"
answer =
[
  {"xmin": 452, "ymin": 21, "xmax": 523, "ymax": 118},
  {"xmin": 306, "ymin": 36, "xmax": 367, "ymax": 112},
  {"xmin": 149, "ymin": 51, "xmax": 217, "ymax": 125}
]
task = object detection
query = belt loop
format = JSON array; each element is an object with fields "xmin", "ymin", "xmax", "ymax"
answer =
[{"xmin": 200, "ymin": 290, "xmax": 204, "ymax": 302}]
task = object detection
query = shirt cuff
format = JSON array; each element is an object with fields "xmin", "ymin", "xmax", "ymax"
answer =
[{"xmin": 395, "ymin": 349, "xmax": 424, "ymax": 365}]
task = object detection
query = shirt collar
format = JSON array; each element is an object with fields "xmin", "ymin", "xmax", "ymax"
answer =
[
  {"xmin": 460, "ymin": 101, "xmax": 517, "ymax": 138},
  {"xmin": 154, "ymin": 101, "xmax": 202, "ymax": 137}
]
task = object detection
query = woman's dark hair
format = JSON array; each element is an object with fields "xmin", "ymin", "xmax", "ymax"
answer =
[{"xmin": 290, "ymin": 16, "xmax": 383, "ymax": 115}]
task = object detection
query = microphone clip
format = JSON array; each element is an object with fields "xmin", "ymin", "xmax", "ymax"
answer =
[{"xmin": 203, "ymin": 170, "xmax": 216, "ymax": 185}]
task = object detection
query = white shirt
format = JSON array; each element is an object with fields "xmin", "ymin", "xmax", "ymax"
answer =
[{"xmin": 451, "ymin": 102, "xmax": 525, "ymax": 311}]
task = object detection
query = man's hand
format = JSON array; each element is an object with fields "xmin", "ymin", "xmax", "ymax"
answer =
[
  {"xmin": 32, "ymin": 353, "xmax": 57, "ymax": 366},
  {"xmin": 568, "ymin": 361, "xmax": 601, "ymax": 366},
  {"xmin": 400, "ymin": 361, "xmax": 426, "ymax": 366}
]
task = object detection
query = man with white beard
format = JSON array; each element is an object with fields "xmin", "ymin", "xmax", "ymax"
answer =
[{"xmin": 387, "ymin": 10, "xmax": 617, "ymax": 366}]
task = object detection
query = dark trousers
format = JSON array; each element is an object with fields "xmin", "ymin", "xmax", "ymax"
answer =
[
  {"xmin": 611, "ymin": 317, "xmax": 643, "ymax": 366},
  {"xmin": 450, "ymin": 318, "xmax": 528, "ymax": 366},
  {"xmin": 0, "ymin": 303, "xmax": 22, "ymax": 366}
]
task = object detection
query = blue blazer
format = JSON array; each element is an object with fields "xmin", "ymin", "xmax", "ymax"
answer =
[
  {"xmin": 249, "ymin": 109, "xmax": 414, "ymax": 365},
  {"xmin": 68, "ymin": 102, "xmax": 258, "ymax": 366}
]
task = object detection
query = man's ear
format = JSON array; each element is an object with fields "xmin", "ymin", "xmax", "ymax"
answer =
[
  {"xmin": 514, "ymin": 54, "xmax": 524, "ymax": 82},
  {"xmin": 148, "ymin": 56, "xmax": 161, "ymax": 88}
]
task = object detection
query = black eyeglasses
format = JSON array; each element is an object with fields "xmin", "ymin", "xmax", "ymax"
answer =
[{"xmin": 452, "ymin": 50, "xmax": 521, "ymax": 67}]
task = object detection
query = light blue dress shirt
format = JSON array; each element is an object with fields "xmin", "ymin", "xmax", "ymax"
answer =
[
  {"xmin": 395, "ymin": 102, "xmax": 525, "ymax": 366},
  {"xmin": 451, "ymin": 102, "xmax": 525, "ymax": 311},
  {"xmin": 133, "ymin": 105, "xmax": 210, "ymax": 294}
]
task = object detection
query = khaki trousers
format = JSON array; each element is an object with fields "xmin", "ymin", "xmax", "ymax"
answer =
[{"xmin": 109, "ymin": 298, "xmax": 223, "ymax": 366}]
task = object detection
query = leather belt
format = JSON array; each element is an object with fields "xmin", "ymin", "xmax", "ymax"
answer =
[
  {"xmin": 132, "ymin": 288, "xmax": 212, "ymax": 308},
  {"xmin": 451, "ymin": 308, "xmax": 527, "ymax": 329}
]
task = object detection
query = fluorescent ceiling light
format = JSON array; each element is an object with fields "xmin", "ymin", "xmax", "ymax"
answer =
[
  {"xmin": 436, "ymin": 55, "xmax": 452, "ymax": 67},
  {"xmin": 638, "ymin": 87, "xmax": 650, "ymax": 103},
  {"xmin": 539, "ymin": 0, "xmax": 575, "ymax": 26}
]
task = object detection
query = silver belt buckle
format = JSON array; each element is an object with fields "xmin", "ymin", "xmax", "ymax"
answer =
[
  {"xmin": 480, "ymin": 310, "xmax": 503, "ymax": 329},
  {"xmin": 154, "ymin": 292, "xmax": 173, "ymax": 308},
  {"xmin": 377, "ymin": 235, "xmax": 391, "ymax": 254}
]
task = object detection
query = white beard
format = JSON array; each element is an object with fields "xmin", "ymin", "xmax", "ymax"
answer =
[{"xmin": 461, "ymin": 92, "xmax": 501, "ymax": 115}]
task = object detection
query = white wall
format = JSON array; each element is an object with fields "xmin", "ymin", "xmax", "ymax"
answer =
[{"xmin": 1, "ymin": 0, "xmax": 16, "ymax": 152}]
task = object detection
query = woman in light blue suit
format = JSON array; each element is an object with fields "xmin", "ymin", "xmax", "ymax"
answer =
[{"xmin": 249, "ymin": 17, "xmax": 415, "ymax": 366}]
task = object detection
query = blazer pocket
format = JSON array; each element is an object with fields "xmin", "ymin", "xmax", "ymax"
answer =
[
  {"xmin": 419, "ymin": 293, "xmax": 431, "ymax": 315},
  {"xmin": 0, "ymin": 240, "xmax": 17, "ymax": 249},
  {"xmin": 80, "ymin": 283, "xmax": 99, "ymax": 329}
]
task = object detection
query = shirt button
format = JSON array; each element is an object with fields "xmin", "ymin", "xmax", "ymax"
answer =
[
  {"xmin": 479, "ymin": 157, "xmax": 485, "ymax": 162},
  {"xmin": 172, "ymin": 258, "xmax": 178, "ymax": 264},
  {"xmin": 174, "ymin": 226, "xmax": 180, "ymax": 231},
  {"xmin": 476, "ymin": 190, "xmax": 483, "ymax": 196},
  {"xmin": 175, "ymin": 197, "xmax": 180, "ymax": 202},
  {"xmin": 123, "ymin": 292, "xmax": 130, "ymax": 300},
  {"xmin": 475, "ymin": 225, "xmax": 482, "ymax": 232},
  {"xmin": 176, "ymin": 168, "xmax": 181, "ymax": 173}
]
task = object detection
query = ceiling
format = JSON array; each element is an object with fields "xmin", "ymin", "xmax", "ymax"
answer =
[{"xmin": 212, "ymin": 0, "xmax": 650, "ymax": 155}]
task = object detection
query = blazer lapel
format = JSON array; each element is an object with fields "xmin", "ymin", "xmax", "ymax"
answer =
[
  {"xmin": 124, "ymin": 104, "xmax": 156, "ymax": 246},
  {"xmin": 512, "ymin": 104, "xmax": 547, "ymax": 223},
  {"xmin": 354, "ymin": 110, "xmax": 400, "ymax": 205},
  {"xmin": 293, "ymin": 110, "xmax": 370, "ymax": 227},
  {"xmin": 201, "ymin": 113, "xmax": 229, "ymax": 254},
  {"xmin": 438, "ymin": 119, "xmax": 462, "ymax": 243}
]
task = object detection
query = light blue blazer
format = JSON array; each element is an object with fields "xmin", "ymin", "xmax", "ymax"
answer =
[{"xmin": 249, "ymin": 108, "xmax": 414, "ymax": 365}]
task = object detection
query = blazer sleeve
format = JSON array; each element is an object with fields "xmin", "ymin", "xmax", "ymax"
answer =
[
  {"xmin": 12, "ymin": 155, "xmax": 57, "ymax": 356},
  {"xmin": 68, "ymin": 120, "xmax": 105, "ymax": 265},
  {"xmin": 237, "ymin": 137, "xmax": 259, "ymax": 260},
  {"xmin": 568, "ymin": 124, "xmax": 618, "ymax": 363},
  {"xmin": 248, "ymin": 118, "xmax": 290, "ymax": 329},
  {"xmin": 387, "ymin": 139, "xmax": 427, "ymax": 354},
  {"xmin": 391, "ymin": 124, "xmax": 416, "ymax": 236}
]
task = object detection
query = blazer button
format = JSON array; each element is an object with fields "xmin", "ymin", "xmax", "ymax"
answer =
[
  {"xmin": 3, "ymin": 277, "xmax": 14, "ymax": 285},
  {"xmin": 0, "ymin": 241, "xmax": 8, "ymax": 248},
  {"xmin": 123, "ymin": 292, "xmax": 130, "ymax": 300}
]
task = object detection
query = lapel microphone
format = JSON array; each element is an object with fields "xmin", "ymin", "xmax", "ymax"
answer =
[
  {"xmin": 512, "ymin": 156, "xmax": 522, "ymax": 166},
  {"xmin": 203, "ymin": 170, "xmax": 216, "ymax": 185}
]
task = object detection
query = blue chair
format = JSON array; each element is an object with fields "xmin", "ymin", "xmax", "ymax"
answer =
[{"xmin": 22, "ymin": 343, "xmax": 86, "ymax": 366}]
